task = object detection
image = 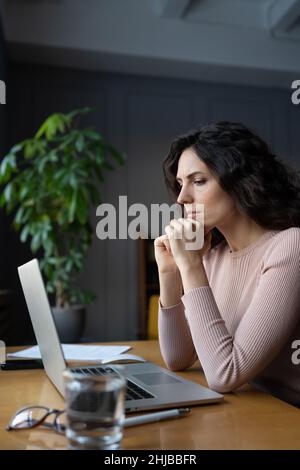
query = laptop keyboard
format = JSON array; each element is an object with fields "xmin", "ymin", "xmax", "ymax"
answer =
[{"xmin": 70, "ymin": 366, "xmax": 155, "ymax": 401}]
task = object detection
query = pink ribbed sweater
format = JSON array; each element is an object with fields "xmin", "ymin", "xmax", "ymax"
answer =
[{"xmin": 158, "ymin": 228, "xmax": 300, "ymax": 407}]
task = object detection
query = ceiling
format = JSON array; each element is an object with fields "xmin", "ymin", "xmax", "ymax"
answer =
[{"xmin": 2, "ymin": 0, "xmax": 300, "ymax": 88}]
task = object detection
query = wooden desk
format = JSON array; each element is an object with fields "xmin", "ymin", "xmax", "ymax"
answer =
[{"xmin": 1, "ymin": 341, "xmax": 300, "ymax": 450}]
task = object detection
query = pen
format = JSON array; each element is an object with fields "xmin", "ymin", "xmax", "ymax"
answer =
[{"xmin": 124, "ymin": 407, "xmax": 190, "ymax": 428}]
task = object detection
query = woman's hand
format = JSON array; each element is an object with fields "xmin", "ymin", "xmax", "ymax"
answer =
[
  {"xmin": 154, "ymin": 234, "xmax": 183, "ymax": 306},
  {"xmin": 165, "ymin": 218, "xmax": 212, "ymax": 273},
  {"xmin": 154, "ymin": 234, "xmax": 179, "ymax": 274}
]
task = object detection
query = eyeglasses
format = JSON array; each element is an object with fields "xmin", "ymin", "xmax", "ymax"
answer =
[{"xmin": 6, "ymin": 406, "xmax": 66, "ymax": 434}]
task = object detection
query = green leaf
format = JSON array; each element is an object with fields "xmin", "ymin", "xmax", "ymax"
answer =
[
  {"xmin": 24, "ymin": 141, "xmax": 35, "ymax": 159},
  {"xmin": 19, "ymin": 185, "xmax": 30, "ymax": 200},
  {"xmin": 69, "ymin": 173, "xmax": 78, "ymax": 189},
  {"xmin": 94, "ymin": 150, "xmax": 105, "ymax": 166},
  {"xmin": 0, "ymin": 192, "xmax": 6, "ymax": 207},
  {"xmin": 84, "ymin": 129, "xmax": 102, "ymax": 141},
  {"xmin": 20, "ymin": 225, "xmax": 30, "ymax": 243},
  {"xmin": 49, "ymin": 151, "xmax": 58, "ymax": 162},
  {"xmin": 36, "ymin": 113, "xmax": 68, "ymax": 140},
  {"xmin": 23, "ymin": 198, "xmax": 35, "ymax": 208},
  {"xmin": 4, "ymin": 183, "xmax": 13, "ymax": 204},
  {"xmin": 10, "ymin": 143, "xmax": 24, "ymax": 153},
  {"xmin": 53, "ymin": 168, "xmax": 67, "ymax": 181},
  {"xmin": 31, "ymin": 232, "xmax": 41, "ymax": 252},
  {"xmin": 65, "ymin": 258, "xmax": 74, "ymax": 273},
  {"xmin": 0, "ymin": 154, "xmax": 17, "ymax": 184},
  {"xmin": 46, "ymin": 283, "xmax": 55, "ymax": 294},
  {"xmin": 75, "ymin": 134, "xmax": 85, "ymax": 152},
  {"xmin": 55, "ymin": 115, "xmax": 66, "ymax": 134},
  {"xmin": 37, "ymin": 158, "xmax": 47, "ymax": 174},
  {"xmin": 76, "ymin": 188, "xmax": 88, "ymax": 225},
  {"xmin": 68, "ymin": 190, "xmax": 77, "ymax": 223},
  {"xmin": 67, "ymin": 107, "xmax": 92, "ymax": 121},
  {"xmin": 46, "ymin": 118, "xmax": 56, "ymax": 140},
  {"xmin": 15, "ymin": 207, "xmax": 25, "ymax": 225}
]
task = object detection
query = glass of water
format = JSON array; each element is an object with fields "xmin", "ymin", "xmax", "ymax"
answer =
[{"xmin": 63, "ymin": 367, "xmax": 126, "ymax": 450}]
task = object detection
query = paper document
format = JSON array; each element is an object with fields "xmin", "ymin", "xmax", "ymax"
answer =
[
  {"xmin": 100, "ymin": 354, "xmax": 146, "ymax": 364},
  {"xmin": 8, "ymin": 344, "xmax": 132, "ymax": 362}
]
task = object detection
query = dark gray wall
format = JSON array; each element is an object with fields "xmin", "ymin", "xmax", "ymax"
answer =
[
  {"xmin": 0, "ymin": 8, "xmax": 6, "ymax": 161},
  {"xmin": 6, "ymin": 62, "xmax": 300, "ymax": 344},
  {"xmin": 0, "ymin": 9, "xmax": 11, "ymax": 345}
]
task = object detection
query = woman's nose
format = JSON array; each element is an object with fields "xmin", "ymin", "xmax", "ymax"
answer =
[{"xmin": 177, "ymin": 185, "xmax": 193, "ymax": 205}]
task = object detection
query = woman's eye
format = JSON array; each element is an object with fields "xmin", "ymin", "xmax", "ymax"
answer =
[{"xmin": 194, "ymin": 180, "xmax": 206, "ymax": 186}]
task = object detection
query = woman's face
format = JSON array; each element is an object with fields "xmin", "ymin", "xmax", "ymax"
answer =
[{"xmin": 176, "ymin": 147, "xmax": 237, "ymax": 232}]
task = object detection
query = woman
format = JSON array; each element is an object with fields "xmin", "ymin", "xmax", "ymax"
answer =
[{"xmin": 154, "ymin": 121, "xmax": 300, "ymax": 407}]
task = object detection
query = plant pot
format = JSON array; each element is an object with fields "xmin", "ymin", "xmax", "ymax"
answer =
[{"xmin": 51, "ymin": 305, "xmax": 86, "ymax": 343}]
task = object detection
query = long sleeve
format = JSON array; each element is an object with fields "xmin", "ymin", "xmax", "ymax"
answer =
[
  {"xmin": 158, "ymin": 301, "xmax": 198, "ymax": 370},
  {"xmin": 182, "ymin": 229, "xmax": 300, "ymax": 393}
]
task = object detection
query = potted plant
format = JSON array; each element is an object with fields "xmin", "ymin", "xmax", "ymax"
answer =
[{"xmin": 0, "ymin": 107, "xmax": 124, "ymax": 342}]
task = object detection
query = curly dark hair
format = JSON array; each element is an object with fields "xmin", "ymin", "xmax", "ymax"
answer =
[{"xmin": 163, "ymin": 121, "xmax": 300, "ymax": 248}]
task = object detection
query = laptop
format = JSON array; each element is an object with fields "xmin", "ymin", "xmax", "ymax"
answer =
[{"xmin": 17, "ymin": 259, "xmax": 223, "ymax": 412}]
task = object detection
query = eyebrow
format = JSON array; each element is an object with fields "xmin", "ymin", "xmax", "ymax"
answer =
[{"xmin": 176, "ymin": 171, "xmax": 206, "ymax": 182}]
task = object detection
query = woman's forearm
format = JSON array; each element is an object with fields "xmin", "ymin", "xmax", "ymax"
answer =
[
  {"xmin": 180, "ymin": 260, "xmax": 209, "ymax": 294},
  {"xmin": 158, "ymin": 270, "xmax": 183, "ymax": 307}
]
